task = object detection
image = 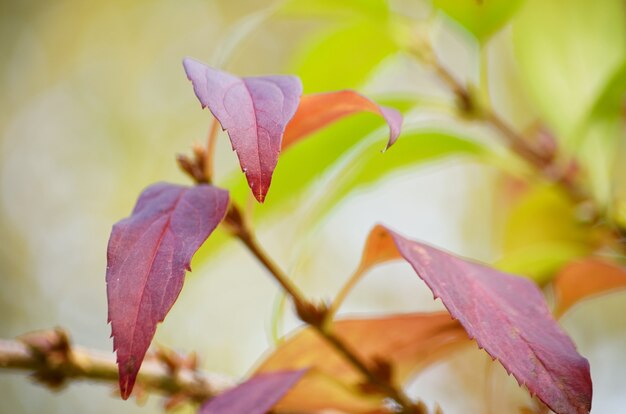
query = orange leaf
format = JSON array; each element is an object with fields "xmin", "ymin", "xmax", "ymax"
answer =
[
  {"xmin": 282, "ymin": 90, "xmax": 402, "ymax": 151},
  {"xmin": 329, "ymin": 225, "xmax": 401, "ymax": 317},
  {"xmin": 553, "ymin": 258, "xmax": 626, "ymax": 317},
  {"xmin": 275, "ymin": 369, "xmax": 383, "ymax": 413},
  {"xmin": 257, "ymin": 313, "xmax": 469, "ymax": 413}
]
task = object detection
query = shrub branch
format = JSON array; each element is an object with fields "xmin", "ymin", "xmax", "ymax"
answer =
[{"xmin": 0, "ymin": 328, "xmax": 233, "ymax": 405}]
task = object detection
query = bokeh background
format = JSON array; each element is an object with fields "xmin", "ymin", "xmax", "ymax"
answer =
[{"xmin": 1, "ymin": 0, "xmax": 625, "ymax": 413}]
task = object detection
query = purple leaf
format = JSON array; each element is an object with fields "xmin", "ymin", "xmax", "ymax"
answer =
[
  {"xmin": 106, "ymin": 182, "xmax": 229, "ymax": 399},
  {"xmin": 183, "ymin": 58, "xmax": 302, "ymax": 202},
  {"xmin": 374, "ymin": 225, "xmax": 592, "ymax": 414},
  {"xmin": 199, "ymin": 370, "xmax": 306, "ymax": 414}
]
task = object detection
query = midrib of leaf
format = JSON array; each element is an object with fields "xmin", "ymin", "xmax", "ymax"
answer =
[
  {"xmin": 124, "ymin": 190, "xmax": 185, "ymax": 369},
  {"xmin": 244, "ymin": 79, "xmax": 266, "ymax": 201}
]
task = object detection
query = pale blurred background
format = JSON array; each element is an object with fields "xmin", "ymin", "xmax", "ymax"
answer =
[{"xmin": 1, "ymin": 0, "xmax": 625, "ymax": 413}]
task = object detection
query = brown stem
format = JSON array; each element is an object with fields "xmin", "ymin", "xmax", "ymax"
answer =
[
  {"xmin": 431, "ymin": 59, "xmax": 549, "ymax": 166},
  {"xmin": 317, "ymin": 328, "xmax": 421, "ymax": 413},
  {"xmin": 428, "ymin": 55, "xmax": 593, "ymax": 205},
  {"xmin": 225, "ymin": 203, "xmax": 424, "ymax": 414},
  {"xmin": 0, "ymin": 329, "xmax": 233, "ymax": 403},
  {"xmin": 424, "ymin": 51, "xmax": 626, "ymax": 252},
  {"xmin": 234, "ymin": 217, "xmax": 308, "ymax": 310}
]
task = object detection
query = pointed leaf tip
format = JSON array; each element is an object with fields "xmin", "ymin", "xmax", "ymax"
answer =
[
  {"xmin": 282, "ymin": 90, "xmax": 403, "ymax": 151},
  {"xmin": 183, "ymin": 58, "xmax": 302, "ymax": 202},
  {"xmin": 106, "ymin": 182, "xmax": 229, "ymax": 398},
  {"xmin": 364, "ymin": 225, "xmax": 592, "ymax": 414}
]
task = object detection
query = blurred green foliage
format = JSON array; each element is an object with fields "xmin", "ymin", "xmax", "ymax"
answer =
[{"xmin": 433, "ymin": 0, "xmax": 524, "ymax": 43}]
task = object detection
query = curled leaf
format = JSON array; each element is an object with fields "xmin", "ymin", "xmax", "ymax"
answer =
[
  {"xmin": 183, "ymin": 58, "xmax": 302, "ymax": 202},
  {"xmin": 106, "ymin": 183, "xmax": 229, "ymax": 399},
  {"xmin": 368, "ymin": 225, "xmax": 592, "ymax": 414},
  {"xmin": 199, "ymin": 370, "xmax": 306, "ymax": 414},
  {"xmin": 553, "ymin": 258, "xmax": 626, "ymax": 317},
  {"xmin": 282, "ymin": 90, "xmax": 403, "ymax": 150}
]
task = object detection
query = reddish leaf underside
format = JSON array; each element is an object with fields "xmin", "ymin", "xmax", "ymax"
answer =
[
  {"xmin": 183, "ymin": 58, "xmax": 302, "ymax": 202},
  {"xmin": 106, "ymin": 182, "xmax": 229, "ymax": 399},
  {"xmin": 199, "ymin": 370, "xmax": 306, "ymax": 414},
  {"xmin": 282, "ymin": 90, "xmax": 403, "ymax": 150},
  {"xmin": 373, "ymin": 225, "xmax": 592, "ymax": 414}
]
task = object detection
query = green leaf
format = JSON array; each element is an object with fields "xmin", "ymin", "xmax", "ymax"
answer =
[
  {"xmin": 576, "ymin": 62, "xmax": 626, "ymax": 205},
  {"xmin": 293, "ymin": 20, "xmax": 399, "ymax": 93},
  {"xmin": 499, "ymin": 184, "xmax": 593, "ymax": 284},
  {"xmin": 504, "ymin": 185, "xmax": 589, "ymax": 251},
  {"xmin": 279, "ymin": 0, "xmax": 389, "ymax": 19},
  {"xmin": 433, "ymin": 0, "xmax": 525, "ymax": 43},
  {"xmin": 308, "ymin": 129, "xmax": 486, "ymax": 224},
  {"xmin": 512, "ymin": 0, "xmax": 626, "ymax": 142},
  {"xmin": 496, "ymin": 242, "xmax": 588, "ymax": 286},
  {"xmin": 576, "ymin": 114, "xmax": 623, "ymax": 206}
]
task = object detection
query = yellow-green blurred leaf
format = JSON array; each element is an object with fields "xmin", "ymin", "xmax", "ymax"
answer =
[
  {"xmin": 279, "ymin": 0, "xmax": 389, "ymax": 19},
  {"xmin": 504, "ymin": 185, "xmax": 588, "ymax": 251},
  {"xmin": 293, "ymin": 20, "xmax": 398, "ymax": 93},
  {"xmin": 434, "ymin": 0, "xmax": 524, "ymax": 43},
  {"xmin": 512, "ymin": 0, "xmax": 626, "ymax": 141},
  {"xmin": 576, "ymin": 114, "xmax": 623, "ymax": 206},
  {"xmin": 496, "ymin": 242, "xmax": 588, "ymax": 286},
  {"xmin": 499, "ymin": 184, "xmax": 594, "ymax": 283},
  {"xmin": 575, "ymin": 63, "xmax": 626, "ymax": 205},
  {"xmin": 309, "ymin": 129, "xmax": 487, "ymax": 224}
]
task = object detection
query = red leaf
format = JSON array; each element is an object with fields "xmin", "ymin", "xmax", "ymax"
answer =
[
  {"xmin": 282, "ymin": 90, "xmax": 403, "ymax": 151},
  {"xmin": 183, "ymin": 58, "xmax": 302, "ymax": 202},
  {"xmin": 199, "ymin": 370, "xmax": 306, "ymax": 414},
  {"xmin": 371, "ymin": 225, "xmax": 592, "ymax": 414},
  {"xmin": 106, "ymin": 183, "xmax": 229, "ymax": 399}
]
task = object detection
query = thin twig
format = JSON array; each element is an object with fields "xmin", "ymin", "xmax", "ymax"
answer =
[
  {"xmin": 224, "ymin": 203, "xmax": 424, "ymax": 414},
  {"xmin": 427, "ymin": 53, "xmax": 597, "ymax": 203},
  {"xmin": 0, "ymin": 329, "xmax": 233, "ymax": 403},
  {"xmin": 204, "ymin": 118, "xmax": 221, "ymax": 183},
  {"xmin": 177, "ymin": 102, "xmax": 426, "ymax": 414},
  {"xmin": 317, "ymin": 327, "xmax": 420, "ymax": 412},
  {"xmin": 233, "ymin": 214, "xmax": 308, "ymax": 310}
]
